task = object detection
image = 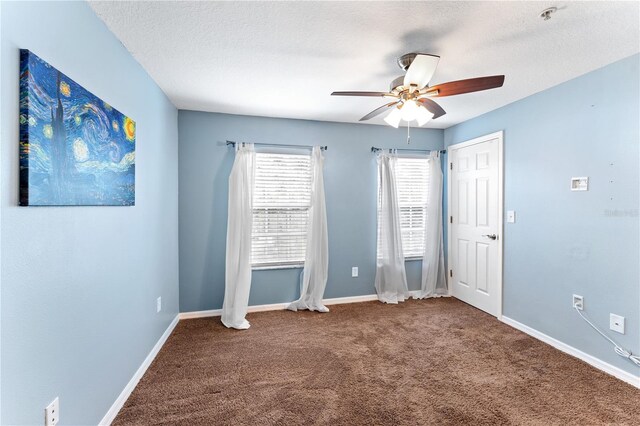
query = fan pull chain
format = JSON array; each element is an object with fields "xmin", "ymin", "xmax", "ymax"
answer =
[{"xmin": 407, "ymin": 120, "xmax": 411, "ymax": 145}]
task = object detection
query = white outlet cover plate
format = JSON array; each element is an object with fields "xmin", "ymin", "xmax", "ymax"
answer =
[
  {"xmin": 45, "ymin": 397, "xmax": 59, "ymax": 426},
  {"xmin": 572, "ymin": 294, "xmax": 584, "ymax": 310},
  {"xmin": 610, "ymin": 313, "xmax": 625, "ymax": 334},
  {"xmin": 351, "ymin": 267, "xmax": 358, "ymax": 278},
  {"xmin": 156, "ymin": 297, "xmax": 162, "ymax": 313},
  {"xmin": 507, "ymin": 210, "xmax": 516, "ymax": 223}
]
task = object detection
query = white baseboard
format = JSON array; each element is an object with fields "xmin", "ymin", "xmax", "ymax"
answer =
[
  {"xmin": 501, "ymin": 316, "xmax": 640, "ymax": 389},
  {"xmin": 99, "ymin": 315, "xmax": 180, "ymax": 425},
  {"xmin": 178, "ymin": 291, "xmax": 429, "ymax": 320}
]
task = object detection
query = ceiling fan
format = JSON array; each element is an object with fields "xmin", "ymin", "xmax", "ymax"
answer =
[{"xmin": 331, "ymin": 53, "xmax": 505, "ymax": 128}]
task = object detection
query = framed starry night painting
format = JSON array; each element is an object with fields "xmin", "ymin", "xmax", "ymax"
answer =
[{"xmin": 19, "ymin": 49, "xmax": 136, "ymax": 206}]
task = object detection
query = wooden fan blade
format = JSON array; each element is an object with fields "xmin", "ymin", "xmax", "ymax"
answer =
[
  {"xmin": 428, "ymin": 75, "xmax": 505, "ymax": 97},
  {"xmin": 359, "ymin": 101, "xmax": 399, "ymax": 121},
  {"xmin": 331, "ymin": 91, "xmax": 390, "ymax": 97},
  {"xmin": 417, "ymin": 98, "xmax": 446, "ymax": 119}
]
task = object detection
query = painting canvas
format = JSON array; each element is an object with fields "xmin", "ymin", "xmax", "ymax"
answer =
[{"xmin": 19, "ymin": 49, "xmax": 135, "ymax": 206}]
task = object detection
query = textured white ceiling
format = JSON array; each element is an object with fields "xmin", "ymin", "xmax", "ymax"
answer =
[{"xmin": 89, "ymin": 1, "xmax": 639, "ymax": 129}]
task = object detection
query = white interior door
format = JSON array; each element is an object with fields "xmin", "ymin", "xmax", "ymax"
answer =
[{"xmin": 448, "ymin": 132, "xmax": 503, "ymax": 317}]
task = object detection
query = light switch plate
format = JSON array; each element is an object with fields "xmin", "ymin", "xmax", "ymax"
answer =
[
  {"xmin": 507, "ymin": 210, "xmax": 516, "ymax": 223},
  {"xmin": 610, "ymin": 313, "xmax": 625, "ymax": 334},
  {"xmin": 156, "ymin": 297, "xmax": 162, "ymax": 313},
  {"xmin": 351, "ymin": 267, "xmax": 358, "ymax": 278},
  {"xmin": 571, "ymin": 177, "xmax": 589, "ymax": 191}
]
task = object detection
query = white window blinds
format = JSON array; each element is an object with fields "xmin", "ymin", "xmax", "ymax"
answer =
[
  {"xmin": 251, "ymin": 152, "xmax": 312, "ymax": 267},
  {"xmin": 378, "ymin": 156, "xmax": 430, "ymax": 258}
]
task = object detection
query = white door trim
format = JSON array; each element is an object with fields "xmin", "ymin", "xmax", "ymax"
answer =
[{"xmin": 446, "ymin": 130, "xmax": 504, "ymax": 319}]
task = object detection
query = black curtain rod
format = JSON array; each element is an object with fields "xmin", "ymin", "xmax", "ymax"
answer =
[
  {"xmin": 371, "ymin": 146, "xmax": 447, "ymax": 154},
  {"xmin": 226, "ymin": 140, "xmax": 327, "ymax": 151}
]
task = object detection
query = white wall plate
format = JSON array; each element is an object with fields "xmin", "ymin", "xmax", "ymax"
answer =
[{"xmin": 571, "ymin": 177, "xmax": 589, "ymax": 191}]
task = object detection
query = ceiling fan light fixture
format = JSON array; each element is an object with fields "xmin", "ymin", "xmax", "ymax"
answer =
[
  {"xmin": 384, "ymin": 107, "xmax": 402, "ymax": 128},
  {"xmin": 416, "ymin": 106, "xmax": 434, "ymax": 126},
  {"xmin": 400, "ymin": 100, "xmax": 419, "ymax": 121}
]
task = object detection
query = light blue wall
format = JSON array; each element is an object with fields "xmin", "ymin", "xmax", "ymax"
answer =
[
  {"xmin": 444, "ymin": 54, "xmax": 640, "ymax": 376},
  {"xmin": 179, "ymin": 111, "xmax": 443, "ymax": 312},
  {"xmin": 1, "ymin": 2, "xmax": 179, "ymax": 424}
]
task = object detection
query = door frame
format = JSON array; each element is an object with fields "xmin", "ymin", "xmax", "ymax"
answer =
[{"xmin": 446, "ymin": 130, "xmax": 504, "ymax": 319}]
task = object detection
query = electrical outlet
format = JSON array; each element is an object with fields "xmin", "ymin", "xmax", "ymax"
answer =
[
  {"xmin": 507, "ymin": 210, "xmax": 516, "ymax": 223},
  {"xmin": 156, "ymin": 297, "xmax": 162, "ymax": 313},
  {"xmin": 45, "ymin": 397, "xmax": 59, "ymax": 426},
  {"xmin": 610, "ymin": 314, "xmax": 625, "ymax": 334},
  {"xmin": 572, "ymin": 294, "xmax": 584, "ymax": 310},
  {"xmin": 351, "ymin": 267, "xmax": 358, "ymax": 278}
]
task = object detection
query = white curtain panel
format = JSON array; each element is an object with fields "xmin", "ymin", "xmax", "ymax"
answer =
[
  {"xmin": 221, "ymin": 143, "xmax": 255, "ymax": 330},
  {"xmin": 417, "ymin": 151, "xmax": 447, "ymax": 298},
  {"xmin": 375, "ymin": 152, "xmax": 410, "ymax": 304},
  {"xmin": 288, "ymin": 146, "xmax": 330, "ymax": 313}
]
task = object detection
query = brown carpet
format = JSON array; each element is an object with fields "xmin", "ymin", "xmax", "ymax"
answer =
[{"xmin": 114, "ymin": 298, "xmax": 640, "ymax": 425}]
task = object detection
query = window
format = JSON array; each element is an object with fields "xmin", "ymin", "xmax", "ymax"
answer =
[
  {"xmin": 378, "ymin": 156, "xmax": 430, "ymax": 259},
  {"xmin": 251, "ymin": 152, "xmax": 312, "ymax": 268}
]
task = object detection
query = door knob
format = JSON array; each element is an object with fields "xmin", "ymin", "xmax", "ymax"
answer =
[{"xmin": 483, "ymin": 234, "xmax": 498, "ymax": 240}]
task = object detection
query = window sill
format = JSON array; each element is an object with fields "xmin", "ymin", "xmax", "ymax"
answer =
[
  {"xmin": 252, "ymin": 263, "xmax": 304, "ymax": 271},
  {"xmin": 375, "ymin": 256, "xmax": 424, "ymax": 262},
  {"xmin": 255, "ymin": 258, "xmax": 422, "ymax": 270}
]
